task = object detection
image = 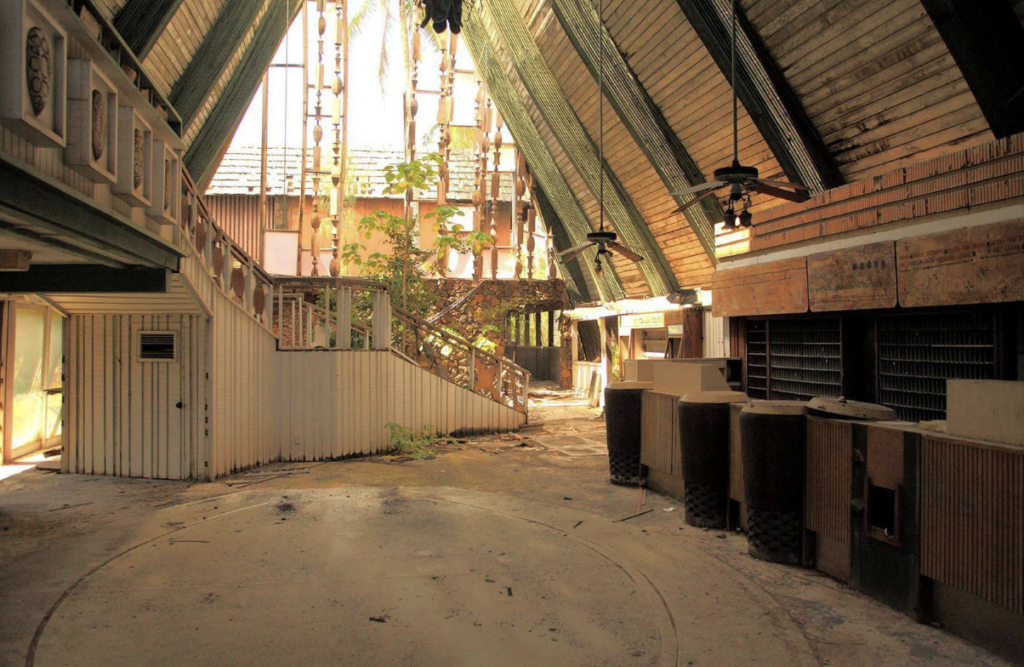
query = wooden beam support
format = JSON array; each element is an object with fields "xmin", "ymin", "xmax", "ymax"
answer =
[
  {"xmin": 462, "ymin": 16, "xmax": 624, "ymax": 303},
  {"xmin": 0, "ymin": 154, "xmax": 182, "ymax": 270},
  {"xmin": 548, "ymin": 0, "xmax": 720, "ymax": 264},
  {"xmin": 170, "ymin": 0, "xmax": 268, "ymax": 131},
  {"xmin": 920, "ymin": 0, "xmax": 1024, "ymax": 138},
  {"xmin": 184, "ymin": 0, "xmax": 303, "ymax": 191},
  {"xmin": 473, "ymin": 0, "xmax": 679, "ymax": 296},
  {"xmin": 0, "ymin": 266, "xmax": 170, "ymax": 293},
  {"xmin": 674, "ymin": 0, "xmax": 843, "ymax": 192},
  {"xmin": 113, "ymin": 0, "xmax": 186, "ymax": 60}
]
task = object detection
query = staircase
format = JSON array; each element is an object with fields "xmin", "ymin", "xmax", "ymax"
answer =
[{"xmin": 271, "ymin": 277, "xmax": 530, "ymax": 418}]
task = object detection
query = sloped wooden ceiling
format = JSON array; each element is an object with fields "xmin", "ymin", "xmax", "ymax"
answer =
[
  {"xmin": 97, "ymin": 0, "xmax": 301, "ymax": 189},
  {"xmin": 465, "ymin": 0, "xmax": 1016, "ymax": 297}
]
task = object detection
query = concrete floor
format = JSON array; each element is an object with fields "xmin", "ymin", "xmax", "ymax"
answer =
[{"xmin": 0, "ymin": 389, "xmax": 1011, "ymax": 667}]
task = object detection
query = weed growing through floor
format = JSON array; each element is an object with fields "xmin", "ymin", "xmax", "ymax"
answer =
[{"xmin": 385, "ymin": 423, "xmax": 457, "ymax": 459}]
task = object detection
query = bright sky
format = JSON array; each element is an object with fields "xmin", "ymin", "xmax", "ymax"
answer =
[{"xmin": 228, "ymin": 0, "xmax": 464, "ymax": 151}]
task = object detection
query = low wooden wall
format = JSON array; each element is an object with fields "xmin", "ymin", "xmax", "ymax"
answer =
[
  {"xmin": 640, "ymin": 391, "xmax": 683, "ymax": 500},
  {"xmin": 275, "ymin": 350, "xmax": 526, "ymax": 462}
]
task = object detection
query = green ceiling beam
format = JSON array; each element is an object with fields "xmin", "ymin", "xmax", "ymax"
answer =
[
  {"xmin": 463, "ymin": 15, "xmax": 624, "ymax": 303},
  {"xmin": 113, "ymin": 0, "xmax": 186, "ymax": 60},
  {"xmin": 548, "ymin": 0, "xmax": 719, "ymax": 265},
  {"xmin": 533, "ymin": 188, "xmax": 590, "ymax": 304},
  {"xmin": 184, "ymin": 0, "xmax": 302, "ymax": 191},
  {"xmin": 474, "ymin": 0, "xmax": 678, "ymax": 297},
  {"xmin": 170, "ymin": 0, "xmax": 268, "ymax": 132},
  {"xmin": 674, "ymin": 0, "xmax": 843, "ymax": 191}
]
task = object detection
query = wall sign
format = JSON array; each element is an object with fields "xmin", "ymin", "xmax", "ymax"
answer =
[
  {"xmin": 897, "ymin": 219, "xmax": 1024, "ymax": 308},
  {"xmin": 620, "ymin": 312, "xmax": 665, "ymax": 329},
  {"xmin": 808, "ymin": 241, "xmax": 897, "ymax": 312},
  {"xmin": 711, "ymin": 257, "xmax": 808, "ymax": 317}
]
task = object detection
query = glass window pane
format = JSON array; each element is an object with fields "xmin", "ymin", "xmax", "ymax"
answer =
[{"xmin": 12, "ymin": 306, "xmax": 45, "ymax": 450}]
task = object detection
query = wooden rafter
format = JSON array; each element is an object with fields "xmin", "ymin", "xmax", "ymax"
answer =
[
  {"xmin": 920, "ymin": 0, "xmax": 1024, "ymax": 139},
  {"xmin": 674, "ymin": 0, "xmax": 843, "ymax": 192},
  {"xmin": 170, "ymin": 0, "xmax": 268, "ymax": 132},
  {"xmin": 548, "ymin": 0, "xmax": 719, "ymax": 265},
  {"xmin": 113, "ymin": 0, "xmax": 186, "ymax": 60},
  {"xmin": 184, "ymin": 0, "xmax": 303, "ymax": 191},
  {"xmin": 463, "ymin": 14, "xmax": 624, "ymax": 303},
  {"xmin": 478, "ymin": 0, "xmax": 680, "ymax": 297}
]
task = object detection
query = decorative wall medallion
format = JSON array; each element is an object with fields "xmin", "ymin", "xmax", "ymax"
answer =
[
  {"xmin": 231, "ymin": 267, "xmax": 245, "ymax": 299},
  {"xmin": 25, "ymin": 27, "xmax": 51, "ymax": 117},
  {"xmin": 90, "ymin": 89, "xmax": 105, "ymax": 160},
  {"xmin": 195, "ymin": 219, "xmax": 207, "ymax": 252},
  {"xmin": 132, "ymin": 129, "xmax": 144, "ymax": 189},
  {"xmin": 253, "ymin": 284, "xmax": 265, "ymax": 316},
  {"xmin": 163, "ymin": 159, "xmax": 172, "ymax": 211}
]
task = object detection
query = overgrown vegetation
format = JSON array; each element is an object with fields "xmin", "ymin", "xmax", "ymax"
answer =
[
  {"xmin": 339, "ymin": 153, "xmax": 491, "ymax": 316},
  {"xmin": 385, "ymin": 423, "xmax": 457, "ymax": 459}
]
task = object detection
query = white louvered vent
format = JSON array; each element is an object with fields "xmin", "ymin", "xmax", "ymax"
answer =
[{"xmin": 138, "ymin": 332, "xmax": 177, "ymax": 361}]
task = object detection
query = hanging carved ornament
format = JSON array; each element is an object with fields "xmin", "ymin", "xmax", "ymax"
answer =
[
  {"xmin": 212, "ymin": 243, "xmax": 224, "ymax": 275},
  {"xmin": 329, "ymin": 257, "xmax": 340, "ymax": 278},
  {"xmin": 195, "ymin": 219, "xmax": 207, "ymax": 252},
  {"xmin": 91, "ymin": 90, "xmax": 106, "ymax": 161},
  {"xmin": 253, "ymin": 284, "xmax": 266, "ymax": 316},
  {"xmin": 25, "ymin": 28, "xmax": 51, "ymax": 117},
  {"xmin": 516, "ymin": 177, "xmax": 526, "ymax": 198},
  {"xmin": 471, "ymin": 189, "xmax": 483, "ymax": 206},
  {"xmin": 438, "ymin": 161, "xmax": 448, "ymax": 180},
  {"xmin": 493, "ymin": 130, "xmax": 502, "ymax": 150},
  {"xmin": 133, "ymin": 129, "xmax": 144, "ymax": 190},
  {"xmin": 409, "ymin": 96, "xmax": 418, "ymax": 116},
  {"xmin": 443, "ymin": 126, "xmax": 451, "ymax": 144},
  {"xmin": 231, "ymin": 267, "xmax": 245, "ymax": 299},
  {"xmin": 163, "ymin": 160, "xmax": 172, "ymax": 211}
]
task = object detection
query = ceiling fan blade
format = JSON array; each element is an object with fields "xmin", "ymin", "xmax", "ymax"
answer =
[
  {"xmin": 670, "ymin": 181, "xmax": 726, "ymax": 197},
  {"xmin": 753, "ymin": 177, "xmax": 810, "ymax": 193},
  {"xmin": 559, "ymin": 242, "xmax": 595, "ymax": 263},
  {"xmin": 607, "ymin": 241, "xmax": 643, "ymax": 263},
  {"xmin": 749, "ymin": 182, "xmax": 811, "ymax": 204},
  {"xmin": 673, "ymin": 186, "xmax": 727, "ymax": 214}
]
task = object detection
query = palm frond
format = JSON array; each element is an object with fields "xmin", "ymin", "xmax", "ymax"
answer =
[
  {"xmin": 347, "ymin": 0, "xmax": 379, "ymax": 41},
  {"xmin": 378, "ymin": 0, "xmax": 394, "ymax": 94}
]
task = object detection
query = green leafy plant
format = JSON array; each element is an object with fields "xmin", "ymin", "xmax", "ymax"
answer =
[
  {"xmin": 385, "ymin": 423, "xmax": 455, "ymax": 459},
  {"xmin": 340, "ymin": 153, "xmax": 491, "ymax": 315}
]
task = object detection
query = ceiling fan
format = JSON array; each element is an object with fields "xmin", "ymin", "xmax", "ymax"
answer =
[
  {"xmin": 558, "ymin": 0, "xmax": 644, "ymax": 275},
  {"xmin": 671, "ymin": 0, "xmax": 810, "ymax": 228}
]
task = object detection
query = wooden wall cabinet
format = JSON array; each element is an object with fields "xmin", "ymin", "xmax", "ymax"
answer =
[
  {"xmin": 149, "ymin": 139, "xmax": 180, "ymax": 225},
  {"xmin": 113, "ymin": 107, "xmax": 152, "ymax": 207},
  {"xmin": 66, "ymin": 59, "xmax": 117, "ymax": 184},
  {"xmin": 0, "ymin": 0, "xmax": 67, "ymax": 148}
]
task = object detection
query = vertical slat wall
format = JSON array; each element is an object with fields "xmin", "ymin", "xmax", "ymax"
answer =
[
  {"xmin": 64, "ymin": 314, "xmax": 205, "ymax": 480},
  {"xmin": 204, "ymin": 195, "xmax": 264, "ymax": 260},
  {"xmin": 274, "ymin": 351, "xmax": 526, "ymax": 462},
  {"xmin": 640, "ymin": 391, "xmax": 679, "ymax": 476},
  {"xmin": 804, "ymin": 417, "xmax": 853, "ymax": 544},
  {"xmin": 702, "ymin": 310, "xmax": 728, "ymax": 359},
  {"xmin": 208, "ymin": 287, "xmax": 277, "ymax": 478},
  {"xmin": 920, "ymin": 436, "xmax": 1024, "ymax": 614}
]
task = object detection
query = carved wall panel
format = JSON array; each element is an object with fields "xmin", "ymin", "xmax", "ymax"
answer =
[
  {"xmin": 148, "ymin": 139, "xmax": 180, "ymax": 225},
  {"xmin": 113, "ymin": 107, "xmax": 152, "ymax": 207},
  {"xmin": 0, "ymin": 0, "xmax": 67, "ymax": 147},
  {"xmin": 66, "ymin": 59, "xmax": 118, "ymax": 183}
]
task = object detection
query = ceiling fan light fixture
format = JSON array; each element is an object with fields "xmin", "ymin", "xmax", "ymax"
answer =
[
  {"xmin": 723, "ymin": 207, "xmax": 738, "ymax": 228},
  {"xmin": 738, "ymin": 209, "xmax": 752, "ymax": 228}
]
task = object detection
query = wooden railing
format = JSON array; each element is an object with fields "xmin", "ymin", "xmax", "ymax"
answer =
[
  {"xmin": 393, "ymin": 306, "xmax": 530, "ymax": 415},
  {"xmin": 180, "ymin": 175, "xmax": 529, "ymax": 415}
]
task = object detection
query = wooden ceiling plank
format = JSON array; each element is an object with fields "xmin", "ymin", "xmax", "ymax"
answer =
[
  {"xmin": 477, "ymin": 0, "xmax": 680, "ymax": 295},
  {"xmin": 113, "ymin": 0, "xmax": 186, "ymax": 60},
  {"xmin": 170, "ymin": 0, "xmax": 268, "ymax": 131},
  {"xmin": 674, "ymin": 0, "xmax": 843, "ymax": 192},
  {"xmin": 462, "ymin": 15, "xmax": 626, "ymax": 302}
]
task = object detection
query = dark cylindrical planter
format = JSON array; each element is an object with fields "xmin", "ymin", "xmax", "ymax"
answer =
[
  {"xmin": 679, "ymin": 391, "xmax": 749, "ymax": 528},
  {"xmin": 604, "ymin": 382, "xmax": 652, "ymax": 486},
  {"xmin": 741, "ymin": 401, "xmax": 809, "ymax": 564}
]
